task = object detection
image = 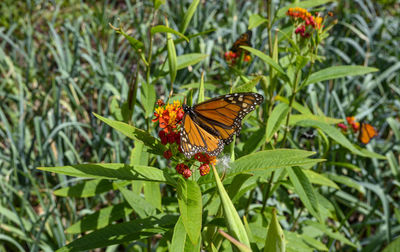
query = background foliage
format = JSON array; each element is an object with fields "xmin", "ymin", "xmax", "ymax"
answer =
[{"xmin": 1, "ymin": 0, "xmax": 399, "ymax": 251}]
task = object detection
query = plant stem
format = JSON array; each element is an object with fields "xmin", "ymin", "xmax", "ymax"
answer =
[{"xmin": 261, "ymin": 171, "xmax": 275, "ymax": 213}]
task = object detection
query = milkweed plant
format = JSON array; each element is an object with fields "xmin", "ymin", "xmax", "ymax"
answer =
[{"xmin": 39, "ymin": 1, "xmax": 384, "ymax": 251}]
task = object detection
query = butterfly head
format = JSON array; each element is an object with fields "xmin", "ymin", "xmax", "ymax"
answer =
[{"xmin": 182, "ymin": 104, "xmax": 191, "ymax": 113}]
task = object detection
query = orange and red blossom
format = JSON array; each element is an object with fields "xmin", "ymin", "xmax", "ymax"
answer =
[
  {"xmin": 163, "ymin": 150, "xmax": 173, "ymax": 160},
  {"xmin": 153, "ymin": 100, "xmax": 184, "ymax": 134},
  {"xmin": 224, "ymin": 50, "xmax": 251, "ymax": 64},
  {"xmin": 346, "ymin": 116, "xmax": 360, "ymax": 132},
  {"xmin": 287, "ymin": 7, "xmax": 325, "ymax": 39},
  {"xmin": 199, "ymin": 163, "xmax": 210, "ymax": 176}
]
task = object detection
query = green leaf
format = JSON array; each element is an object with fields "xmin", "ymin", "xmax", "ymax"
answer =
[
  {"xmin": 276, "ymin": 0, "xmax": 335, "ymax": 18},
  {"xmin": 115, "ymin": 28, "xmax": 144, "ymax": 52},
  {"xmin": 326, "ymin": 173, "xmax": 365, "ymax": 194},
  {"xmin": 93, "ymin": 113, "xmax": 166, "ymax": 155},
  {"xmin": 153, "ymin": 0, "xmax": 165, "ymax": 9},
  {"xmin": 119, "ymin": 185, "xmax": 157, "ymax": 218},
  {"xmin": 229, "ymin": 149, "xmax": 325, "ymax": 178},
  {"xmin": 144, "ymin": 182, "xmax": 162, "ymax": 210},
  {"xmin": 303, "ymin": 66, "xmax": 379, "ymax": 87},
  {"xmin": 171, "ymin": 217, "xmax": 187, "ymax": 251},
  {"xmin": 289, "ymin": 114, "xmax": 342, "ymax": 125},
  {"xmin": 167, "ymin": 29, "xmax": 177, "ymax": 83},
  {"xmin": 66, "ymin": 203, "xmax": 133, "ymax": 234},
  {"xmin": 287, "ymin": 166, "xmax": 321, "ymax": 222},
  {"xmin": 151, "ymin": 25, "xmax": 189, "ymax": 42},
  {"xmin": 57, "ymin": 214, "xmax": 177, "ymax": 252},
  {"xmin": 241, "ymin": 46, "xmax": 287, "ymax": 78},
  {"xmin": 248, "ymin": 14, "xmax": 267, "ymax": 29},
  {"xmin": 264, "ymin": 208, "xmax": 285, "ymax": 252},
  {"xmin": 212, "ymin": 165, "xmax": 251, "ymax": 250},
  {"xmin": 232, "ymin": 76, "xmax": 262, "ymax": 93},
  {"xmin": 54, "ymin": 179, "xmax": 114, "ymax": 197},
  {"xmin": 141, "ymin": 82, "xmax": 156, "ymax": 119},
  {"xmin": 303, "ymin": 170, "xmax": 339, "ymax": 189},
  {"xmin": 38, "ymin": 163, "xmax": 174, "ymax": 185},
  {"xmin": 164, "ymin": 53, "xmax": 208, "ymax": 72},
  {"xmin": 383, "ymin": 236, "xmax": 400, "ymax": 252},
  {"xmin": 198, "ymin": 72, "xmax": 205, "ymax": 103},
  {"xmin": 176, "ymin": 178, "xmax": 202, "ymax": 244},
  {"xmin": 180, "ymin": 0, "xmax": 200, "ymax": 33},
  {"xmin": 180, "ymin": 82, "xmax": 217, "ymax": 91},
  {"xmin": 303, "ymin": 221, "xmax": 357, "ymax": 247},
  {"xmin": 241, "ymin": 126, "xmax": 266, "ymax": 156},
  {"xmin": 266, "ymin": 103, "xmax": 289, "ymax": 142}
]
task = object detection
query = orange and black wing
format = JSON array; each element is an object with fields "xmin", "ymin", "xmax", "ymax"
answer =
[
  {"xmin": 193, "ymin": 92, "xmax": 264, "ymax": 145},
  {"xmin": 180, "ymin": 113, "xmax": 224, "ymax": 158},
  {"xmin": 358, "ymin": 122, "xmax": 378, "ymax": 144},
  {"xmin": 230, "ymin": 30, "xmax": 252, "ymax": 55}
]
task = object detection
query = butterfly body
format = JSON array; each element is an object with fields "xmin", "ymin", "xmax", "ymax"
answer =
[{"xmin": 180, "ymin": 92, "xmax": 264, "ymax": 158}]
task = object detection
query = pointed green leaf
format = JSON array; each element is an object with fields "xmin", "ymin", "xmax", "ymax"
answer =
[
  {"xmin": 38, "ymin": 163, "xmax": 174, "ymax": 185},
  {"xmin": 248, "ymin": 14, "xmax": 267, "ymax": 29},
  {"xmin": 66, "ymin": 203, "xmax": 133, "ymax": 234},
  {"xmin": 151, "ymin": 25, "xmax": 189, "ymax": 42},
  {"xmin": 164, "ymin": 53, "xmax": 208, "ymax": 72},
  {"xmin": 229, "ymin": 149, "xmax": 325, "ymax": 178},
  {"xmin": 57, "ymin": 214, "xmax": 177, "ymax": 252},
  {"xmin": 212, "ymin": 165, "xmax": 251, "ymax": 249},
  {"xmin": 287, "ymin": 166, "xmax": 321, "ymax": 222},
  {"xmin": 176, "ymin": 178, "xmax": 202, "ymax": 244},
  {"xmin": 119, "ymin": 185, "xmax": 157, "ymax": 218},
  {"xmin": 171, "ymin": 217, "xmax": 187, "ymax": 251},
  {"xmin": 233, "ymin": 76, "xmax": 262, "ymax": 93},
  {"xmin": 303, "ymin": 66, "xmax": 378, "ymax": 87},
  {"xmin": 264, "ymin": 208, "xmax": 285, "ymax": 252},
  {"xmin": 54, "ymin": 179, "xmax": 114, "ymax": 198},
  {"xmin": 266, "ymin": 103, "xmax": 289, "ymax": 142},
  {"xmin": 180, "ymin": 0, "xmax": 200, "ymax": 33},
  {"xmin": 241, "ymin": 46, "xmax": 287, "ymax": 78},
  {"xmin": 93, "ymin": 113, "xmax": 166, "ymax": 155}
]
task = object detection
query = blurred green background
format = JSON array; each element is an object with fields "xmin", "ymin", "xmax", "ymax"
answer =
[{"xmin": 1, "ymin": 0, "xmax": 399, "ymax": 251}]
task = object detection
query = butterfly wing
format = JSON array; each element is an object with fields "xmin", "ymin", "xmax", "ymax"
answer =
[
  {"xmin": 193, "ymin": 92, "xmax": 264, "ymax": 145},
  {"xmin": 180, "ymin": 113, "xmax": 224, "ymax": 158},
  {"xmin": 358, "ymin": 123, "xmax": 378, "ymax": 144},
  {"xmin": 230, "ymin": 30, "xmax": 252, "ymax": 55}
]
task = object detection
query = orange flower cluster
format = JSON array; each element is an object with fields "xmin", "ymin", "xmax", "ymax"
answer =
[
  {"xmin": 153, "ymin": 99, "xmax": 216, "ymax": 179},
  {"xmin": 153, "ymin": 100, "xmax": 184, "ymax": 133},
  {"xmin": 224, "ymin": 51, "xmax": 251, "ymax": 65},
  {"xmin": 287, "ymin": 7, "xmax": 324, "ymax": 38},
  {"xmin": 346, "ymin": 116, "xmax": 360, "ymax": 132}
]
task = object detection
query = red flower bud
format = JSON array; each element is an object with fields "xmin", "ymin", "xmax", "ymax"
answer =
[
  {"xmin": 163, "ymin": 150, "xmax": 173, "ymax": 159},
  {"xmin": 182, "ymin": 169, "xmax": 192, "ymax": 179},
  {"xmin": 176, "ymin": 163, "xmax": 188, "ymax": 174},
  {"xmin": 159, "ymin": 130, "xmax": 168, "ymax": 145},
  {"xmin": 199, "ymin": 163, "xmax": 210, "ymax": 176}
]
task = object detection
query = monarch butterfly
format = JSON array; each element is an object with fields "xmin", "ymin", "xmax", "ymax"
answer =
[
  {"xmin": 180, "ymin": 92, "xmax": 264, "ymax": 158},
  {"xmin": 230, "ymin": 30, "xmax": 252, "ymax": 56},
  {"xmin": 358, "ymin": 122, "xmax": 378, "ymax": 144}
]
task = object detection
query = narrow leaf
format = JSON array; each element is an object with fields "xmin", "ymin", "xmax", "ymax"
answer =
[
  {"xmin": 180, "ymin": 0, "xmax": 200, "ymax": 33},
  {"xmin": 151, "ymin": 25, "xmax": 189, "ymax": 42},
  {"xmin": 93, "ymin": 113, "xmax": 166, "ymax": 155},
  {"xmin": 212, "ymin": 165, "xmax": 251, "ymax": 249},
  {"xmin": 304, "ymin": 66, "xmax": 378, "ymax": 87},
  {"xmin": 287, "ymin": 167, "xmax": 321, "ymax": 222},
  {"xmin": 266, "ymin": 103, "xmax": 289, "ymax": 142},
  {"xmin": 264, "ymin": 208, "xmax": 285, "ymax": 252},
  {"xmin": 241, "ymin": 46, "xmax": 287, "ymax": 77},
  {"xmin": 177, "ymin": 178, "xmax": 202, "ymax": 244},
  {"xmin": 248, "ymin": 14, "xmax": 267, "ymax": 29}
]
